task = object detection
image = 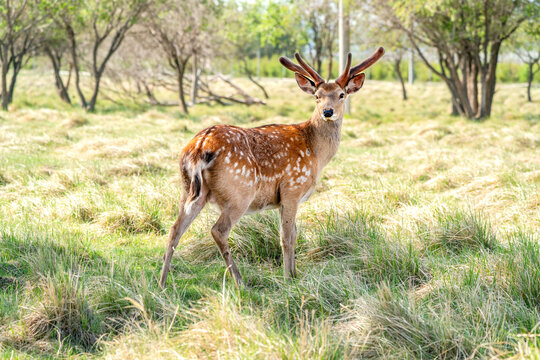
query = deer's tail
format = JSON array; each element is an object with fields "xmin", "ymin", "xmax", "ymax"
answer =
[{"xmin": 182, "ymin": 150, "xmax": 216, "ymax": 214}]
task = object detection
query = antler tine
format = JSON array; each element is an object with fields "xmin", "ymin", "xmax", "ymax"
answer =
[
  {"xmin": 335, "ymin": 52, "xmax": 352, "ymax": 88},
  {"xmin": 294, "ymin": 52, "xmax": 325, "ymax": 86},
  {"xmin": 349, "ymin": 47, "xmax": 385, "ymax": 78},
  {"xmin": 279, "ymin": 56, "xmax": 312, "ymax": 79}
]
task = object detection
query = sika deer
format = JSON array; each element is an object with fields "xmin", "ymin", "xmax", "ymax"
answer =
[{"xmin": 159, "ymin": 48, "xmax": 385, "ymax": 288}]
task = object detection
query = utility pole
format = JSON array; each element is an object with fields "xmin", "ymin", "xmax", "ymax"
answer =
[
  {"xmin": 339, "ymin": 0, "xmax": 351, "ymax": 113},
  {"xmin": 256, "ymin": 45, "xmax": 261, "ymax": 81},
  {"xmin": 408, "ymin": 48, "xmax": 414, "ymax": 84}
]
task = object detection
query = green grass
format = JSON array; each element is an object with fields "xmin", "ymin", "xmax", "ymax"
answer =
[{"xmin": 0, "ymin": 71, "xmax": 539, "ymax": 359}]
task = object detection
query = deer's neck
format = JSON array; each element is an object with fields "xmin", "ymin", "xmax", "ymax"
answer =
[{"xmin": 304, "ymin": 110, "xmax": 343, "ymax": 170}]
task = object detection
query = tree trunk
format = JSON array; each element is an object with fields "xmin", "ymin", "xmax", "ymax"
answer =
[
  {"xmin": 527, "ymin": 62, "xmax": 533, "ymax": 102},
  {"xmin": 142, "ymin": 81, "xmax": 159, "ymax": 105},
  {"xmin": 445, "ymin": 56, "xmax": 475, "ymax": 119},
  {"xmin": 175, "ymin": 59, "xmax": 189, "ymax": 114},
  {"xmin": 395, "ymin": 58, "xmax": 407, "ymax": 100},
  {"xmin": 7, "ymin": 60, "xmax": 22, "ymax": 104},
  {"xmin": 1, "ymin": 54, "xmax": 9, "ymax": 111},
  {"xmin": 464, "ymin": 55, "xmax": 479, "ymax": 117},
  {"xmin": 87, "ymin": 70, "xmax": 103, "ymax": 112},
  {"xmin": 66, "ymin": 25, "xmax": 87, "ymax": 109},
  {"xmin": 479, "ymin": 42, "xmax": 501, "ymax": 119},
  {"xmin": 45, "ymin": 47, "xmax": 71, "ymax": 104},
  {"xmin": 444, "ymin": 77, "xmax": 465, "ymax": 116},
  {"xmin": 451, "ymin": 100, "xmax": 459, "ymax": 116},
  {"xmin": 191, "ymin": 55, "xmax": 199, "ymax": 106}
]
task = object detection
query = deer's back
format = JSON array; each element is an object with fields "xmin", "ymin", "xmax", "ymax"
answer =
[{"xmin": 180, "ymin": 123, "xmax": 318, "ymax": 212}]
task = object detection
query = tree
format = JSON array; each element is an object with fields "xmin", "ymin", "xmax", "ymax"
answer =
[
  {"xmin": 146, "ymin": 0, "xmax": 214, "ymax": 114},
  {"xmin": 388, "ymin": 34, "xmax": 409, "ymax": 101},
  {"xmin": 364, "ymin": 12, "xmax": 409, "ymax": 100},
  {"xmin": 297, "ymin": 0, "xmax": 338, "ymax": 76},
  {"xmin": 509, "ymin": 12, "xmax": 540, "ymax": 102},
  {"xmin": 375, "ymin": 0, "xmax": 533, "ymax": 119},
  {"xmin": 104, "ymin": 26, "xmax": 173, "ymax": 106},
  {"xmin": 55, "ymin": 0, "xmax": 148, "ymax": 112},
  {"xmin": 41, "ymin": 21, "xmax": 72, "ymax": 104},
  {"xmin": 0, "ymin": 0, "xmax": 47, "ymax": 110}
]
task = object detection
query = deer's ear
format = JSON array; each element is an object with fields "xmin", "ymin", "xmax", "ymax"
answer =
[
  {"xmin": 345, "ymin": 73, "xmax": 365, "ymax": 94},
  {"xmin": 295, "ymin": 73, "xmax": 317, "ymax": 94}
]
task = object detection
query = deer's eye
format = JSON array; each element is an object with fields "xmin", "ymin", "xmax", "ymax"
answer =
[
  {"xmin": 314, "ymin": 94, "xmax": 319, "ymax": 100},
  {"xmin": 339, "ymin": 93, "xmax": 345, "ymax": 99}
]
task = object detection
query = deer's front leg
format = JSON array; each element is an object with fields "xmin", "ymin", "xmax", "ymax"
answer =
[{"xmin": 280, "ymin": 201, "xmax": 299, "ymax": 279}]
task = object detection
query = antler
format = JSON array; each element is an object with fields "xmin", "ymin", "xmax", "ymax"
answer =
[
  {"xmin": 278, "ymin": 56, "xmax": 312, "ymax": 79},
  {"xmin": 279, "ymin": 53, "xmax": 325, "ymax": 87},
  {"xmin": 335, "ymin": 53, "xmax": 352, "ymax": 88},
  {"xmin": 334, "ymin": 47, "xmax": 385, "ymax": 88},
  {"xmin": 294, "ymin": 53, "xmax": 325, "ymax": 87},
  {"xmin": 348, "ymin": 47, "xmax": 385, "ymax": 79}
]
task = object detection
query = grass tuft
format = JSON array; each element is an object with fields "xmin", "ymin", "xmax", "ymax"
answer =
[
  {"xmin": 303, "ymin": 209, "xmax": 380, "ymax": 261},
  {"xmin": 23, "ymin": 270, "xmax": 102, "ymax": 350},
  {"xmin": 61, "ymin": 115, "xmax": 89, "ymax": 129},
  {"xmin": 506, "ymin": 231, "xmax": 540, "ymax": 309},
  {"xmin": 419, "ymin": 209, "xmax": 497, "ymax": 254},
  {"xmin": 304, "ymin": 209, "xmax": 429, "ymax": 287},
  {"xmin": 98, "ymin": 204, "xmax": 164, "ymax": 234},
  {"xmin": 0, "ymin": 172, "xmax": 9, "ymax": 186}
]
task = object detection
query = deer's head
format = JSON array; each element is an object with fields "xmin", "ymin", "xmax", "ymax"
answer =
[{"xmin": 279, "ymin": 47, "xmax": 385, "ymax": 121}]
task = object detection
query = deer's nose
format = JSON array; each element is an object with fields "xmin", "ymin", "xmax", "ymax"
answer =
[{"xmin": 323, "ymin": 109, "xmax": 334, "ymax": 118}]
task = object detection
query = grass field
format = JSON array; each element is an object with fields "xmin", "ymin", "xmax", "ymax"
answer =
[{"xmin": 0, "ymin": 72, "xmax": 539, "ymax": 359}]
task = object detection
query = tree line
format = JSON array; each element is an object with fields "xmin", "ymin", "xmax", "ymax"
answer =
[{"xmin": 0, "ymin": 0, "xmax": 538, "ymax": 118}]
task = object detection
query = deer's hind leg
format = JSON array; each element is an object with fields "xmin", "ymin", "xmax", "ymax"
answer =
[
  {"xmin": 211, "ymin": 204, "xmax": 250, "ymax": 286},
  {"xmin": 159, "ymin": 189, "xmax": 208, "ymax": 289}
]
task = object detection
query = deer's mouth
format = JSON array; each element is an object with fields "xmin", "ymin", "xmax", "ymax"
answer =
[{"xmin": 320, "ymin": 112, "xmax": 339, "ymax": 122}]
